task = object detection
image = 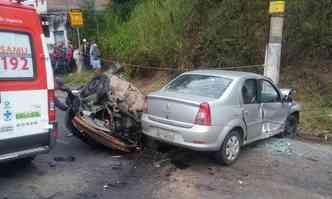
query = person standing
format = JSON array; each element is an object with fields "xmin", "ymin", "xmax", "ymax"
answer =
[
  {"xmin": 73, "ymin": 47, "xmax": 83, "ymax": 73},
  {"xmin": 65, "ymin": 44, "xmax": 74, "ymax": 72},
  {"xmin": 82, "ymin": 38, "xmax": 90, "ymax": 68},
  {"xmin": 89, "ymin": 41, "xmax": 102, "ymax": 72}
]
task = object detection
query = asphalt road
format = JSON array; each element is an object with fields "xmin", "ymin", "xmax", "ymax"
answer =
[
  {"xmin": 0, "ymin": 110, "xmax": 157, "ymax": 199},
  {"xmin": 1, "ymin": 110, "xmax": 332, "ymax": 199}
]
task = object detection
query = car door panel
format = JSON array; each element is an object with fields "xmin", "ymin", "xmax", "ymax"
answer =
[
  {"xmin": 262, "ymin": 103, "xmax": 287, "ymax": 136},
  {"xmin": 260, "ymin": 80, "xmax": 288, "ymax": 137},
  {"xmin": 241, "ymin": 79, "xmax": 263, "ymax": 141},
  {"xmin": 243, "ymin": 104, "xmax": 263, "ymax": 140}
]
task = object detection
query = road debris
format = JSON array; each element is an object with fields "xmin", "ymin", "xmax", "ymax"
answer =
[
  {"xmin": 267, "ymin": 139, "xmax": 293, "ymax": 155},
  {"xmin": 171, "ymin": 159, "xmax": 191, "ymax": 170},
  {"xmin": 110, "ymin": 162, "xmax": 122, "ymax": 170},
  {"xmin": 208, "ymin": 167, "xmax": 215, "ymax": 175},
  {"xmin": 65, "ymin": 133, "xmax": 73, "ymax": 137},
  {"xmin": 103, "ymin": 181, "xmax": 128, "ymax": 191},
  {"xmin": 53, "ymin": 156, "xmax": 76, "ymax": 162},
  {"xmin": 305, "ymin": 156, "xmax": 319, "ymax": 162},
  {"xmin": 196, "ymin": 184, "xmax": 217, "ymax": 191},
  {"xmin": 103, "ymin": 184, "xmax": 109, "ymax": 191},
  {"xmin": 111, "ymin": 166, "xmax": 122, "ymax": 170},
  {"xmin": 48, "ymin": 161, "xmax": 57, "ymax": 168},
  {"xmin": 164, "ymin": 167, "xmax": 176, "ymax": 177},
  {"xmin": 112, "ymin": 155, "xmax": 122, "ymax": 158},
  {"xmin": 153, "ymin": 158, "xmax": 171, "ymax": 168}
]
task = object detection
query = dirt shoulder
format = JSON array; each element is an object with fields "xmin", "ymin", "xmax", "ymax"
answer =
[{"xmin": 148, "ymin": 138, "xmax": 332, "ymax": 199}]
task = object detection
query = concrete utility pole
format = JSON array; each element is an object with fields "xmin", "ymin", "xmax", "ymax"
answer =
[{"xmin": 264, "ymin": 0, "xmax": 285, "ymax": 84}]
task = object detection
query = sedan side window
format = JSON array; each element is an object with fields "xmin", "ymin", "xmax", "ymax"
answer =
[
  {"xmin": 242, "ymin": 79, "xmax": 258, "ymax": 104},
  {"xmin": 260, "ymin": 80, "xmax": 281, "ymax": 103}
]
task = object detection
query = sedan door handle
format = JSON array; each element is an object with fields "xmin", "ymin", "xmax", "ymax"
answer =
[{"xmin": 244, "ymin": 110, "xmax": 249, "ymax": 115}]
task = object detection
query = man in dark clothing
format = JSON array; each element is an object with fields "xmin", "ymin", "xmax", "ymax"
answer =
[{"xmin": 54, "ymin": 78, "xmax": 68, "ymax": 111}]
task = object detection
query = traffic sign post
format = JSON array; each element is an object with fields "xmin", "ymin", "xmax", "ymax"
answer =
[
  {"xmin": 69, "ymin": 9, "xmax": 83, "ymax": 28},
  {"xmin": 68, "ymin": 9, "xmax": 83, "ymax": 49},
  {"xmin": 269, "ymin": 1, "xmax": 285, "ymax": 14}
]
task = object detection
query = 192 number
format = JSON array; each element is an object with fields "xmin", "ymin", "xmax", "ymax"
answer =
[{"xmin": 1, "ymin": 57, "xmax": 29, "ymax": 70}]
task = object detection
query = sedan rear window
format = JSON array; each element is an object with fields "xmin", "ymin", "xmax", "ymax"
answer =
[
  {"xmin": 165, "ymin": 74, "xmax": 232, "ymax": 99},
  {"xmin": 0, "ymin": 31, "xmax": 35, "ymax": 80}
]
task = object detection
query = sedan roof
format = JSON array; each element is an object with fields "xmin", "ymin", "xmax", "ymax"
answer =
[{"xmin": 184, "ymin": 69, "xmax": 264, "ymax": 80}]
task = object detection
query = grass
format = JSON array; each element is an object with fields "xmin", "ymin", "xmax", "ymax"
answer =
[
  {"xmin": 280, "ymin": 66, "xmax": 332, "ymax": 139},
  {"xmin": 64, "ymin": 71, "xmax": 95, "ymax": 86},
  {"xmin": 298, "ymin": 96, "xmax": 332, "ymax": 139}
]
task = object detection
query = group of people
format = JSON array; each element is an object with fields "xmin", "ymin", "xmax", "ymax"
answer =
[
  {"xmin": 50, "ymin": 43, "xmax": 74, "ymax": 74},
  {"xmin": 50, "ymin": 39, "xmax": 102, "ymax": 75}
]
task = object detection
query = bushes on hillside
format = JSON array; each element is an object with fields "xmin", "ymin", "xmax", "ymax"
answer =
[{"xmin": 81, "ymin": 0, "xmax": 332, "ymax": 69}]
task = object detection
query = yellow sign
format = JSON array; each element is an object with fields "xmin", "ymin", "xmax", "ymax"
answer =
[
  {"xmin": 269, "ymin": 1, "xmax": 285, "ymax": 14},
  {"xmin": 69, "ymin": 9, "xmax": 83, "ymax": 27}
]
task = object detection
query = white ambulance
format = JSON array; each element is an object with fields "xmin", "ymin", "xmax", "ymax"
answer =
[{"xmin": 0, "ymin": 0, "xmax": 57, "ymax": 163}]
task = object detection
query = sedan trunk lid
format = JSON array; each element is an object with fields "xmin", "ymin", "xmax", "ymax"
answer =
[{"xmin": 147, "ymin": 91, "xmax": 213, "ymax": 125}]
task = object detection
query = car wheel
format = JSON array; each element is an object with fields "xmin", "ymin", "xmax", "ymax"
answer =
[
  {"xmin": 215, "ymin": 130, "xmax": 241, "ymax": 165},
  {"xmin": 281, "ymin": 114, "xmax": 298, "ymax": 138}
]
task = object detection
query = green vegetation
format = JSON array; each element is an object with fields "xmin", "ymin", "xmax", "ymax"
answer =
[
  {"xmin": 281, "ymin": 70, "xmax": 332, "ymax": 137},
  {"xmin": 76, "ymin": 0, "xmax": 332, "ymax": 137},
  {"xmin": 80, "ymin": 0, "xmax": 332, "ymax": 67},
  {"xmin": 82, "ymin": 0, "xmax": 270, "ymax": 69},
  {"xmin": 64, "ymin": 71, "xmax": 95, "ymax": 85}
]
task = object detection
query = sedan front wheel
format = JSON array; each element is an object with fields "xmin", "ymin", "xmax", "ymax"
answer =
[
  {"xmin": 281, "ymin": 114, "xmax": 298, "ymax": 138},
  {"xmin": 215, "ymin": 130, "xmax": 241, "ymax": 165}
]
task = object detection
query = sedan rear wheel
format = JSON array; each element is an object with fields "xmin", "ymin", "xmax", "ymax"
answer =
[{"xmin": 215, "ymin": 130, "xmax": 241, "ymax": 165}]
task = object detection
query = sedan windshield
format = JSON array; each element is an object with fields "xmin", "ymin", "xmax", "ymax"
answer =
[{"xmin": 165, "ymin": 74, "xmax": 232, "ymax": 99}]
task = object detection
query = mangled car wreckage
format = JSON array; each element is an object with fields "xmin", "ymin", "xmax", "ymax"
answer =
[{"xmin": 57, "ymin": 74, "xmax": 145, "ymax": 152}]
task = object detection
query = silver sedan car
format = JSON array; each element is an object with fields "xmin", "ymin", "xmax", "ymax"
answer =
[{"xmin": 142, "ymin": 70, "xmax": 301, "ymax": 165}]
